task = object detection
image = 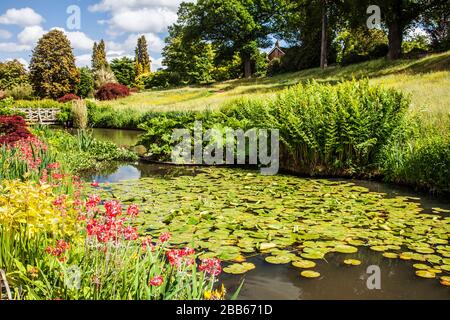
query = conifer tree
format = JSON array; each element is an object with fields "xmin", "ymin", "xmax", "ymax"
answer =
[{"xmin": 135, "ymin": 35, "xmax": 151, "ymax": 76}]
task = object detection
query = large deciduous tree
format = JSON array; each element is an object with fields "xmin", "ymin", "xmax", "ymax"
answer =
[
  {"xmin": 29, "ymin": 29, "xmax": 80, "ymax": 99},
  {"xmin": 179, "ymin": 0, "xmax": 277, "ymax": 78},
  {"xmin": 162, "ymin": 24, "xmax": 216, "ymax": 84}
]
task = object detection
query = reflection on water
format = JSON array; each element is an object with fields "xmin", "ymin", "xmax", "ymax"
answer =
[
  {"xmin": 90, "ymin": 162, "xmax": 450, "ymax": 300},
  {"xmin": 64, "ymin": 127, "xmax": 143, "ymax": 147}
]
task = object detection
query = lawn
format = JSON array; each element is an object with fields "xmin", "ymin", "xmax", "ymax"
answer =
[{"xmin": 96, "ymin": 50, "xmax": 450, "ymax": 117}]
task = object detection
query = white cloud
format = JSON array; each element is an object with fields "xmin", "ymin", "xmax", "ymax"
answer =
[
  {"xmin": 107, "ymin": 8, "xmax": 177, "ymax": 34},
  {"xmin": 0, "ymin": 8, "xmax": 44, "ymax": 27},
  {"xmin": 0, "ymin": 29, "xmax": 12, "ymax": 39},
  {"xmin": 75, "ymin": 54, "xmax": 92, "ymax": 67},
  {"xmin": 5, "ymin": 57, "xmax": 28, "ymax": 68},
  {"xmin": 17, "ymin": 25, "xmax": 45, "ymax": 45},
  {"xmin": 89, "ymin": 0, "xmax": 186, "ymax": 12},
  {"xmin": 52, "ymin": 28, "xmax": 95, "ymax": 51},
  {"xmin": 107, "ymin": 33, "xmax": 164, "ymax": 55},
  {"xmin": 0, "ymin": 42, "xmax": 31, "ymax": 52},
  {"xmin": 152, "ymin": 57, "xmax": 163, "ymax": 71}
]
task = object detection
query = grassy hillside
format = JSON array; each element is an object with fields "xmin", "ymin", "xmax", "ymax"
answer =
[{"xmin": 97, "ymin": 50, "xmax": 450, "ymax": 117}]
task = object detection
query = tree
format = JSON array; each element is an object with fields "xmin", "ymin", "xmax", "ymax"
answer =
[
  {"xmin": 77, "ymin": 67, "xmax": 94, "ymax": 98},
  {"xmin": 422, "ymin": 0, "xmax": 450, "ymax": 51},
  {"xmin": 346, "ymin": 0, "xmax": 446, "ymax": 60},
  {"xmin": 135, "ymin": 36, "xmax": 151, "ymax": 76},
  {"xmin": 162, "ymin": 24, "xmax": 215, "ymax": 84},
  {"xmin": 111, "ymin": 57, "xmax": 137, "ymax": 87},
  {"xmin": 92, "ymin": 39, "xmax": 109, "ymax": 71},
  {"xmin": 29, "ymin": 29, "xmax": 80, "ymax": 98},
  {"xmin": 0, "ymin": 59, "xmax": 28, "ymax": 90},
  {"xmin": 178, "ymin": 0, "xmax": 277, "ymax": 78}
]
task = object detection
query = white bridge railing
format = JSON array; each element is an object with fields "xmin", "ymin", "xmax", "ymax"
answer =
[{"xmin": 14, "ymin": 108, "xmax": 60, "ymax": 124}]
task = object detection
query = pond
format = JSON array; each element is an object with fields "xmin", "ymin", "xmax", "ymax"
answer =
[{"xmin": 86, "ymin": 162, "xmax": 450, "ymax": 300}]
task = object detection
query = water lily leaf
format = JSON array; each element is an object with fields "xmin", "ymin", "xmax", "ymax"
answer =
[
  {"xmin": 415, "ymin": 270, "xmax": 436, "ymax": 279},
  {"xmin": 370, "ymin": 245, "xmax": 388, "ymax": 252},
  {"xmin": 439, "ymin": 265, "xmax": 450, "ymax": 272},
  {"xmin": 382, "ymin": 252, "xmax": 398, "ymax": 259},
  {"xmin": 300, "ymin": 270, "xmax": 321, "ymax": 278},
  {"xmin": 259, "ymin": 243, "xmax": 277, "ymax": 251},
  {"xmin": 292, "ymin": 260, "xmax": 316, "ymax": 269},
  {"xmin": 344, "ymin": 259, "xmax": 361, "ymax": 266},
  {"xmin": 223, "ymin": 262, "xmax": 256, "ymax": 274},
  {"xmin": 412, "ymin": 264, "xmax": 429, "ymax": 270},
  {"xmin": 265, "ymin": 255, "xmax": 292, "ymax": 264},
  {"xmin": 334, "ymin": 244, "xmax": 358, "ymax": 254}
]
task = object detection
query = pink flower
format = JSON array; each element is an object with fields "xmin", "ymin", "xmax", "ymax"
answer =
[
  {"xmin": 127, "ymin": 204, "xmax": 139, "ymax": 217},
  {"xmin": 159, "ymin": 232, "xmax": 171, "ymax": 243},
  {"xmin": 52, "ymin": 173, "xmax": 64, "ymax": 180},
  {"xmin": 198, "ymin": 258, "xmax": 222, "ymax": 276},
  {"xmin": 149, "ymin": 276, "xmax": 164, "ymax": 287},
  {"xmin": 167, "ymin": 247, "xmax": 195, "ymax": 267}
]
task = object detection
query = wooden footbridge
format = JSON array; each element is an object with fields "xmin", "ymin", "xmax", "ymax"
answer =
[{"xmin": 14, "ymin": 108, "xmax": 60, "ymax": 125}]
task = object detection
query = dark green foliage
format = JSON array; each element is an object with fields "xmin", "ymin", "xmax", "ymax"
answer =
[
  {"xmin": 137, "ymin": 80, "xmax": 409, "ymax": 177},
  {"xmin": 77, "ymin": 67, "xmax": 94, "ymax": 98},
  {"xmin": 29, "ymin": 30, "xmax": 80, "ymax": 99},
  {"xmin": 111, "ymin": 57, "xmax": 137, "ymax": 87}
]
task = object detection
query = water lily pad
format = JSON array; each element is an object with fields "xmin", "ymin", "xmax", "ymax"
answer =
[
  {"xmin": 344, "ymin": 259, "xmax": 361, "ymax": 266},
  {"xmin": 265, "ymin": 255, "xmax": 292, "ymax": 264},
  {"xmin": 259, "ymin": 243, "xmax": 277, "ymax": 251},
  {"xmin": 334, "ymin": 244, "xmax": 358, "ymax": 254},
  {"xmin": 370, "ymin": 245, "xmax": 388, "ymax": 252},
  {"xmin": 223, "ymin": 262, "xmax": 256, "ymax": 275},
  {"xmin": 415, "ymin": 270, "xmax": 436, "ymax": 279},
  {"xmin": 413, "ymin": 264, "xmax": 429, "ymax": 270},
  {"xmin": 300, "ymin": 270, "xmax": 320, "ymax": 278},
  {"xmin": 382, "ymin": 252, "xmax": 398, "ymax": 259},
  {"xmin": 439, "ymin": 265, "xmax": 450, "ymax": 272},
  {"xmin": 292, "ymin": 260, "xmax": 316, "ymax": 269}
]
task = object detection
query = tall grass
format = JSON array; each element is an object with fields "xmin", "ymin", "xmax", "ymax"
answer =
[{"xmin": 71, "ymin": 100, "xmax": 88, "ymax": 129}]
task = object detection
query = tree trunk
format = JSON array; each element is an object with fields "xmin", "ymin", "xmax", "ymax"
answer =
[
  {"xmin": 320, "ymin": 4, "xmax": 328, "ymax": 69},
  {"xmin": 243, "ymin": 56, "xmax": 252, "ymax": 78},
  {"xmin": 387, "ymin": 20, "xmax": 403, "ymax": 60}
]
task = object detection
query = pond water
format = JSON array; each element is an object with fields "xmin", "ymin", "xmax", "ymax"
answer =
[{"xmin": 86, "ymin": 162, "xmax": 450, "ymax": 300}]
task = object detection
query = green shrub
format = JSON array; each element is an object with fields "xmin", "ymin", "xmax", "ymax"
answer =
[
  {"xmin": 13, "ymin": 99, "xmax": 65, "ymax": 109},
  {"xmin": 381, "ymin": 114, "xmax": 450, "ymax": 194},
  {"xmin": 6, "ymin": 83, "xmax": 34, "ymax": 100},
  {"xmin": 87, "ymin": 102, "xmax": 144, "ymax": 129},
  {"xmin": 137, "ymin": 80, "xmax": 410, "ymax": 177},
  {"xmin": 77, "ymin": 67, "xmax": 94, "ymax": 98}
]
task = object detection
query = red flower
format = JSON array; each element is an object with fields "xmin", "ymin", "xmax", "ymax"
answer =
[
  {"xmin": 167, "ymin": 247, "xmax": 195, "ymax": 267},
  {"xmin": 159, "ymin": 232, "xmax": 171, "ymax": 243},
  {"xmin": 123, "ymin": 226, "xmax": 139, "ymax": 241},
  {"xmin": 127, "ymin": 204, "xmax": 139, "ymax": 217},
  {"xmin": 45, "ymin": 240, "xmax": 70, "ymax": 259},
  {"xmin": 141, "ymin": 236, "xmax": 154, "ymax": 251},
  {"xmin": 198, "ymin": 258, "xmax": 222, "ymax": 276},
  {"xmin": 91, "ymin": 181, "xmax": 100, "ymax": 187},
  {"xmin": 149, "ymin": 276, "xmax": 164, "ymax": 287},
  {"xmin": 47, "ymin": 162, "xmax": 60, "ymax": 170},
  {"xmin": 104, "ymin": 200, "xmax": 122, "ymax": 218},
  {"xmin": 52, "ymin": 173, "xmax": 64, "ymax": 180}
]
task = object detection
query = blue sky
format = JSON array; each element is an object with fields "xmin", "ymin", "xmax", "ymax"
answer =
[{"xmin": 0, "ymin": 0, "xmax": 188, "ymax": 70}]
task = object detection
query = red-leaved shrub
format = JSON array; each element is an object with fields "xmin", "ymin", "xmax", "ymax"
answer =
[
  {"xmin": 0, "ymin": 115, "xmax": 33, "ymax": 145},
  {"xmin": 95, "ymin": 83, "xmax": 130, "ymax": 101},
  {"xmin": 57, "ymin": 93, "xmax": 80, "ymax": 103}
]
